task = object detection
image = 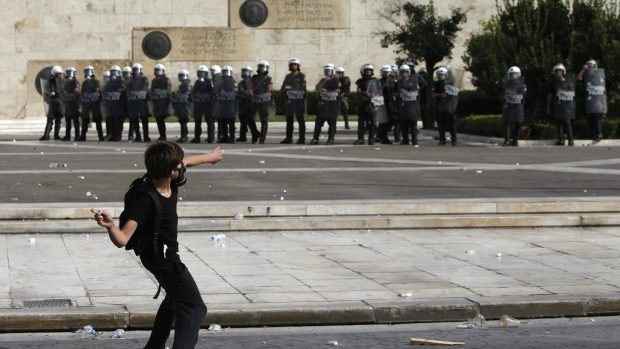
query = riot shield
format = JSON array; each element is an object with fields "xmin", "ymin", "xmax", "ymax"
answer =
[
  {"xmin": 101, "ymin": 78, "xmax": 124, "ymax": 118},
  {"xmin": 367, "ymin": 79, "xmax": 388, "ymax": 124},
  {"xmin": 554, "ymin": 74, "xmax": 576, "ymax": 120},
  {"xmin": 502, "ymin": 78, "xmax": 526, "ymax": 123},
  {"xmin": 215, "ymin": 78, "xmax": 237, "ymax": 120},
  {"xmin": 584, "ymin": 68, "xmax": 607, "ymax": 114},
  {"xmin": 318, "ymin": 90, "xmax": 340, "ymax": 119},
  {"xmin": 41, "ymin": 77, "xmax": 64, "ymax": 117},
  {"xmin": 149, "ymin": 85, "xmax": 170, "ymax": 118},
  {"xmin": 169, "ymin": 80, "xmax": 192, "ymax": 120},
  {"xmin": 398, "ymin": 75, "xmax": 420, "ymax": 121}
]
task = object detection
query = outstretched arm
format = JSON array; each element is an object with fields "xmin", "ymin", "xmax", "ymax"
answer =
[
  {"xmin": 183, "ymin": 146, "xmax": 223, "ymax": 168},
  {"xmin": 91, "ymin": 209, "xmax": 138, "ymax": 248}
]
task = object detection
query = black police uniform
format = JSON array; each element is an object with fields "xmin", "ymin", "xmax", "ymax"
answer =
[
  {"xmin": 40, "ymin": 76, "xmax": 64, "ymax": 140},
  {"xmin": 62, "ymin": 78, "xmax": 81, "ymax": 141},
  {"xmin": 81, "ymin": 77, "xmax": 103, "ymax": 141},
  {"xmin": 432, "ymin": 80, "xmax": 457, "ymax": 145},
  {"xmin": 237, "ymin": 78, "xmax": 260, "ymax": 143},
  {"xmin": 191, "ymin": 78, "xmax": 214, "ymax": 143},
  {"xmin": 251, "ymin": 74, "xmax": 273, "ymax": 144},
  {"xmin": 339, "ymin": 75, "xmax": 351, "ymax": 129},
  {"xmin": 313, "ymin": 77, "xmax": 340, "ymax": 144},
  {"xmin": 282, "ymin": 72, "xmax": 307, "ymax": 143},
  {"xmin": 150, "ymin": 75, "xmax": 171, "ymax": 140},
  {"xmin": 126, "ymin": 75, "xmax": 150, "ymax": 142}
]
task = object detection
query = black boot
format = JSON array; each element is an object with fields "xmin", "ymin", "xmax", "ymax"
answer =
[
  {"xmin": 62, "ymin": 119, "xmax": 72, "ymax": 141},
  {"xmin": 567, "ymin": 121, "xmax": 574, "ymax": 146},
  {"xmin": 142, "ymin": 120, "xmax": 150, "ymax": 142},
  {"xmin": 503, "ymin": 126, "xmax": 512, "ymax": 146},
  {"xmin": 281, "ymin": 119, "xmax": 293, "ymax": 144},
  {"xmin": 298, "ymin": 119, "xmax": 306, "ymax": 144},
  {"xmin": 259, "ymin": 122, "xmax": 268, "ymax": 144},
  {"xmin": 40, "ymin": 121, "xmax": 53, "ymax": 141},
  {"xmin": 132, "ymin": 119, "xmax": 142, "ymax": 142},
  {"xmin": 511, "ymin": 123, "xmax": 520, "ymax": 146},
  {"xmin": 556, "ymin": 123, "xmax": 565, "ymax": 146}
]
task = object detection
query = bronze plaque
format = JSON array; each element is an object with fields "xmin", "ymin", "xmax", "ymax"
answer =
[
  {"xmin": 239, "ymin": 0, "xmax": 269, "ymax": 27},
  {"xmin": 142, "ymin": 31, "xmax": 172, "ymax": 60}
]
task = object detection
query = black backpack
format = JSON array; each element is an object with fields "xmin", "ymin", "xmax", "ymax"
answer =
[{"xmin": 119, "ymin": 175, "xmax": 162, "ymax": 258}]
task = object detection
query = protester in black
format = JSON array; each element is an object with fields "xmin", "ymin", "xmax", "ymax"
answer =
[{"xmin": 92, "ymin": 142, "xmax": 223, "ymax": 349}]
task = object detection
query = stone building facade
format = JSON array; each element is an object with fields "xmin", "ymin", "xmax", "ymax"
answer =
[{"xmin": 1, "ymin": 0, "xmax": 495, "ymax": 119}]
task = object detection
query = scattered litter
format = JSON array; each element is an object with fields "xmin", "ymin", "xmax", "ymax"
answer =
[
  {"xmin": 590, "ymin": 318, "xmax": 596, "ymax": 322},
  {"xmin": 78, "ymin": 176, "xmax": 85, "ymax": 180},
  {"xmin": 75, "ymin": 325, "xmax": 97, "ymax": 335},
  {"xmin": 11, "ymin": 197, "xmax": 19, "ymax": 202},
  {"xmin": 111, "ymin": 329, "xmax": 124, "ymax": 338},
  {"xmin": 178, "ymin": 197, "xmax": 182, "ymax": 201},
  {"xmin": 49, "ymin": 163, "xmax": 59, "ymax": 168},
  {"xmin": 133, "ymin": 164, "xmax": 138, "ymax": 167},
  {"xmin": 15, "ymin": 280, "xmax": 23, "ymax": 284},
  {"xmin": 262, "ymin": 171, "xmax": 267, "ymax": 175},
  {"xmin": 210, "ymin": 220, "xmax": 216, "ymax": 223},
  {"xmin": 246, "ymin": 149, "xmax": 252, "ymax": 152},
  {"xmin": 496, "ymin": 253, "xmax": 502, "ymax": 258},
  {"xmin": 438, "ymin": 161, "xmax": 442, "ymax": 165},
  {"xmin": 414, "ymin": 145, "xmax": 419, "ymax": 148},
  {"xmin": 515, "ymin": 163, "xmax": 520, "ymax": 166},
  {"xmin": 121, "ymin": 150, "xmax": 126, "ymax": 154},
  {"xmin": 280, "ymin": 196, "xmax": 284, "ymax": 201},
  {"xmin": 259, "ymin": 160, "xmax": 266, "ymax": 164},
  {"xmin": 327, "ymin": 340, "xmax": 339, "ymax": 346},
  {"xmin": 68, "ymin": 185, "xmax": 73, "ymax": 189},
  {"xmin": 29, "ymin": 238, "xmax": 36, "ymax": 244},
  {"xmin": 583, "ymin": 189, "xmax": 588, "ymax": 193},
  {"xmin": 86, "ymin": 191, "xmax": 92, "ymax": 197},
  {"xmin": 40, "ymin": 152, "xmax": 44, "ymax": 155},
  {"xmin": 465, "ymin": 250, "xmax": 476, "ymax": 255},
  {"xmin": 410, "ymin": 337, "xmax": 464, "ymax": 346},
  {"xmin": 476, "ymin": 170, "xmax": 483, "ymax": 174},
  {"xmin": 115, "ymin": 148, "xmax": 121, "ymax": 152},
  {"xmin": 38, "ymin": 183, "xmax": 42, "ymax": 186},
  {"xmin": 375, "ymin": 147, "xmax": 381, "ymax": 151},
  {"xmin": 283, "ymin": 189, "xmax": 287, "ymax": 193},
  {"xmin": 398, "ymin": 292, "xmax": 413, "ymax": 298},
  {"xmin": 208, "ymin": 185, "xmax": 212, "ymax": 188},
  {"xmin": 457, "ymin": 313, "xmax": 485, "ymax": 329},
  {"xmin": 210, "ymin": 234, "xmax": 226, "ymax": 242},
  {"xmin": 499, "ymin": 315, "xmax": 521, "ymax": 328},
  {"xmin": 12, "ymin": 139, "xmax": 16, "ymax": 143},
  {"xmin": 234, "ymin": 212, "xmax": 244, "ymax": 220},
  {"xmin": 339, "ymin": 149, "xmax": 344, "ymax": 152},
  {"xmin": 73, "ymin": 142, "xmax": 78, "ymax": 146},
  {"xmin": 208, "ymin": 324, "xmax": 223, "ymax": 332}
]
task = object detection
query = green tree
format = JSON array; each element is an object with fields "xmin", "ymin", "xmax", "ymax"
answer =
[
  {"xmin": 464, "ymin": 0, "xmax": 620, "ymax": 121},
  {"xmin": 378, "ymin": 1, "xmax": 467, "ymax": 129}
]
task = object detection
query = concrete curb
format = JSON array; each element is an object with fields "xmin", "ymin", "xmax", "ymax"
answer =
[
  {"xmin": 1, "ymin": 198, "xmax": 620, "ymax": 233},
  {"xmin": 1, "ymin": 295, "xmax": 619, "ymax": 331}
]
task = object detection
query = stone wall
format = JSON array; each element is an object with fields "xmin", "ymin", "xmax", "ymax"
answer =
[{"xmin": 1, "ymin": 0, "xmax": 494, "ymax": 119}]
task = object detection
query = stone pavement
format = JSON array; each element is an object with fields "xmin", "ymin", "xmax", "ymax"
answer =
[{"xmin": 2, "ymin": 227, "xmax": 620, "ymax": 330}]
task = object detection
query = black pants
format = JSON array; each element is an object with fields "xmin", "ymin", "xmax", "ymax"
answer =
[
  {"xmin": 437, "ymin": 111, "xmax": 456, "ymax": 144},
  {"xmin": 587, "ymin": 113, "xmax": 603, "ymax": 140},
  {"xmin": 238, "ymin": 111, "xmax": 259, "ymax": 141},
  {"xmin": 253, "ymin": 103, "xmax": 271, "ymax": 143},
  {"xmin": 141, "ymin": 251, "xmax": 207, "ymax": 349},
  {"xmin": 128, "ymin": 103, "xmax": 150, "ymax": 140},
  {"xmin": 399, "ymin": 119, "xmax": 417, "ymax": 144},
  {"xmin": 42, "ymin": 102, "xmax": 63, "ymax": 139},
  {"xmin": 110, "ymin": 114, "xmax": 125, "ymax": 141},
  {"xmin": 193, "ymin": 104, "xmax": 214, "ymax": 142},
  {"xmin": 285, "ymin": 100, "xmax": 306, "ymax": 141},
  {"xmin": 82, "ymin": 102, "xmax": 103, "ymax": 140},
  {"xmin": 504, "ymin": 122, "xmax": 521, "ymax": 145},
  {"xmin": 556, "ymin": 119, "xmax": 574, "ymax": 142},
  {"xmin": 64, "ymin": 114, "xmax": 80, "ymax": 140},
  {"xmin": 155, "ymin": 115, "xmax": 168, "ymax": 140},
  {"xmin": 218, "ymin": 118, "xmax": 236, "ymax": 142},
  {"xmin": 356, "ymin": 108, "xmax": 375, "ymax": 143}
]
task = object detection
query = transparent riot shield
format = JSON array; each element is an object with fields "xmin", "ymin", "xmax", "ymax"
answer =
[
  {"xmin": 502, "ymin": 78, "xmax": 526, "ymax": 122},
  {"xmin": 554, "ymin": 74, "xmax": 576, "ymax": 120},
  {"xmin": 584, "ymin": 68, "xmax": 607, "ymax": 114},
  {"xmin": 41, "ymin": 77, "xmax": 65, "ymax": 117},
  {"xmin": 101, "ymin": 78, "xmax": 124, "ymax": 118},
  {"xmin": 444, "ymin": 70, "xmax": 460, "ymax": 111},
  {"xmin": 215, "ymin": 78, "xmax": 237, "ymax": 120},
  {"xmin": 398, "ymin": 75, "xmax": 420, "ymax": 121},
  {"xmin": 367, "ymin": 79, "xmax": 388, "ymax": 124},
  {"xmin": 148, "ymin": 85, "xmax": 170, "ymax": 118},
  {"xmin": 170, "ymin": 80, "xmax": 192, "ymax": 120}
]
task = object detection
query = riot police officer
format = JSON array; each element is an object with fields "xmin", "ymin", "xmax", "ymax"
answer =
[
  {"xmin": 80, "ymin": 66, "xmax": 103, "ymax": 141},
  {"xmin": 312, "ymin": 64, "xmax": 341, "ymax": 145},
  {"xmin": 210, "ymin": 65, "xmax": 223, "ymax": 142},
  {"xmin": 39, "ymin": 65, "xmax": 64, "ymax": 141},
  {"xmin": 281, "ymin": 58, "xmax": 307, "ymax": 144},
  {"xmin": 395, "ymin": 65, "xmax": 420, "ymax": 145},
  {"xmin": 191, "ymin": 65, "xmax": 214, "ymax": 143},
  {"xmin": 336, "ymin": 67, "xmax": 351, "ymax": 130},
  {"xmin": 547, "ymin": 63, "xmax": 575, "ymax": 146},
  {"xmin": 432, "ymin": 66, "xmax": 459, "ymax": 145},
  {"xmin": 502, "ymin": 66, "xmax": 527, "ymax": 146},
  {"xmin": 251, "ymin": 60, "xmax": 273, "ymax": 144},
  {"xmin": 577, "ymin": 59, "xmax": 607, "ymax": 141},
  {"xmin": 102, "ymin": 65, "xmax": 125, "ymax": 141},
  {"xmin": 61, "ymin": 67, "xmax": 80, "ymax": 141},
  {"xmin": 215, "ymin": 65, "xmax": 237, "ymax": 143},
  {"xmin": 125, "ymin": 63, "xmax": 150, "ymax": 142},
  {"xmin": 237, "ymin": 66, "xmax": 260, "ymax": 143},
  {"xmin": 354, "ymin": 64, "xmax": 383, "ymax": 145},
  {"xmin": 149, "ymin": 64, "xmax": 171, "ymax": 141},
  {"xmin": 171, "ymin": 70, "xmax": 192, "ymax": 143}
]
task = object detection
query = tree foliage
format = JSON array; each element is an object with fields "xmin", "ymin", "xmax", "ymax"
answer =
[
  {"xmin": 379, "ymin": 1, "xmax": 467, "ymax": 73},
  {"xmin": 464, "ymin": 0, "xmax": 620, "ymax": 120}
]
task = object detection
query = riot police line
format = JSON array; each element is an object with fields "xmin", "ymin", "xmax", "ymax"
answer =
[{"xmin": 39, "ymin": 59, "xmax": 607, "ymax": 146}]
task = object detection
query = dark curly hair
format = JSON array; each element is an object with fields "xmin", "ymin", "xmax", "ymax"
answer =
[{"xmin": 144, "ymin": 141, "xmax": 184, "ymax": 179}]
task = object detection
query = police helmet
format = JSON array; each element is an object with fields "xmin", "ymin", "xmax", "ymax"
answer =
[
  {"xmin": 178, "ymin": 69, "xmax": 190, "ymax": 81},
  {"xmin": 435, "ymin": 66, "xmax": 449, "ymax": 77},
  {"xmin": 197, "ymin": 65, "xmax": 209, "ymax": 79},
  {"xmin": 288, "ymin": 58, "xmax": 301, "ymax": 71},
  {"xmin": 65, "ymin": 67, "xmax": 77, "ymax": 79},
  {"xmin": 362, "ymin": 64, "xmax": 375, "ymax": 75},
  {"xmin": 391, "ymin": 65, "xmax": 398, "ymax": 73},
  {"xmin": 241, "ymin": 65, "xmax": 253, "ymax": 78},
  {"xmin": 323, "ymin": 63, "xmax": 335, "ymax": 75},
  {"xmin": 552, "ymin": 63, "xmax": 566, "ymax": 75},
  {"xmin": 336, "ymin": 67, "xmax": 345, "ymax": 74},
  {"xmin": 507, "ymin": 66, "xmax": 521, "ymax": 79},
  {"xmin": 257, "ymin": 60, "xmax": 270, "ymax": 72},
  {"xmin": 210, "ymin": 65, "xmax": 222, "ymax": 75},
  {"xmin": 122, "ymin": 66, "xmax": 132, "ymax": 78},
  {"xmin": 83, "ymin": 66, "xmax": 95, "ymax": 78},
  {"xmin": 51, "ymin": 66, "xmax": 63, "ymax": 75},
  {"xmin": 131, "ymin": 63, "xmax": 143, "ymax": 74},
  {"xmin": 399, "ymin": 64, "xmax": 411, "ymax": 73},
  {"xmin": 110, "ymin": 66, "xmax": 121, "ymax": 78},
  {"xmin": 585, "ymin": 59, "xmax": 597, "ymax": 69},
  {"xmin": 154, "ymin": 64, "xmax": 165, "ymax": 76},
  {"xmin": 222, "ymin": 65, "xmax": 233, "ymax": 77},
  {"xmin": 380, "ymin": 65, "xmax": 392, "ymax": 76}
]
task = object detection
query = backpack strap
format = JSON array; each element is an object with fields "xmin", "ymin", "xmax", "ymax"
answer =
[{"xmin": 142, "ymin": 180, "xmax": 164, "ymax": 299}]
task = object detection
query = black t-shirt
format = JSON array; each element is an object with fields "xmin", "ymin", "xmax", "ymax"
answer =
[{"xmin": 125, "ymin": 183, "xmax": 179, "ymax": 253}]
